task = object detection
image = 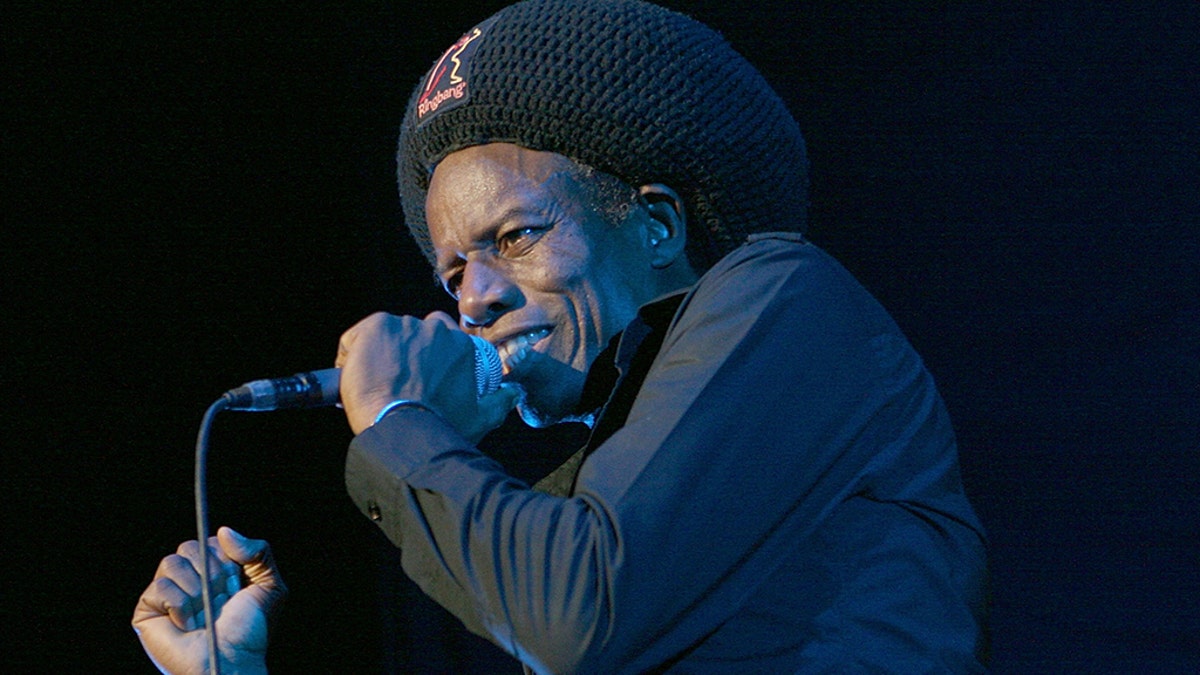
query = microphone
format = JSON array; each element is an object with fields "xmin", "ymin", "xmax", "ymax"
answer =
[{"xmin": 222, "ymin": 335, "xmax": 503, "ymax": 411}]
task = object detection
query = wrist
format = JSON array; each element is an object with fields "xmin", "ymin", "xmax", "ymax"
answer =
[
  {"xmin": 372, "ymin": 399, "xmax": 433, "ymax": 427},
  {"xmin": 225, "ymin": 660, "xmax": 269, "ymax": 675},
  {"xmin": 217, "ymin": 648, "xmax": 269, "ymax": 675}
]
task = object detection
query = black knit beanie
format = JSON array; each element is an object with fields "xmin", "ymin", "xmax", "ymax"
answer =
[{"xmin": 397, "ymin": 0, "xmax": 809, "ymax": 272}]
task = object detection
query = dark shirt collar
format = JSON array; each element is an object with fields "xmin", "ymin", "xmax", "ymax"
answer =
[
  {"xmin": 537, "ymin": 290, "xmax": 688, "ymax": 496},
  {"xmin": 572, "ymin": 289, "xmax": 689, "ymax": 422}
]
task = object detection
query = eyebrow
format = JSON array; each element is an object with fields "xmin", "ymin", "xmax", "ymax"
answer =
[
  {"xmin": 432, "ymin": 203, "xmax": 555, "ymax": 277},
  {"xmin": 434, "ymin": 258, "xmax": 463, "ymax": 281}
]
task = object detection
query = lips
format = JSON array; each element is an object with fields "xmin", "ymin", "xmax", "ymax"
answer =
[{"xmin": 495, "ymin": 327, "xmax": 552, "ymax": 374}]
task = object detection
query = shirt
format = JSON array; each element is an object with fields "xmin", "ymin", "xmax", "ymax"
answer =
[{"xmin": 345, "ymin": 232, "xmax": 989, "ymax": 673}]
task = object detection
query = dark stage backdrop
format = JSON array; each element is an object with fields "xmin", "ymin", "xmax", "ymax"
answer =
[{"xmin": 5, "ymin": 1, "xmax": 1197, "ymax": 672}]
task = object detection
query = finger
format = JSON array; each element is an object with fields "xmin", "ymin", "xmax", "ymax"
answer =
[
  {"xmin": 155, "ymin": 552, "xmax": 202, "ymax": 597},
  {"xmin": 337, "ymin": 311, "xmax": 398, "ymax": 368},
  {"xmin": 133, "ymin": 575, "xmax": 197, "ymax": 632},
  {"xmin": 480, "ymin": 382, "xmax": 520, "ymax": 418},
  {"xmin": 156, "ymin": 553, "xmax": 236, "ymax": 630},
  {"xmin": 424, "ymin": 310, "xmax": 459, "ymax": 330},
  {"xmin": 172, "ymin": 540, "xmax": 241, "ymax": 605},
  {"xmin": 176, "ymin": 538, "xmax": 238, "ymax": 579},
  {"xmin": 336, "ymin": 328, "xmax": 357, "ymax": 369},
  {"xmin": 335, "ymin": 313, "xmax": 376, "ymax": 366},
  {"xmin": 466, "ymin": 383, "xmax": 520, "ymax": 443}
]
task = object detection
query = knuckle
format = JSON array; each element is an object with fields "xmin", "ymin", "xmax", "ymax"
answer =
[
  {"xmin": 158, "ymin": 553, "xmax": 192, "ymax": 578},
  {"xmin": 151, "ymin": 575, "xmax": 180, "ymax": 597}
]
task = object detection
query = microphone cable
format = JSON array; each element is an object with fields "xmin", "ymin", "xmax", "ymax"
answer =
[
  {"xmin": 187, "ymin": 340, "xmax": 501, "ymax": 674},
  {"xmin": 194, "ymin": 396, "xmax": 229, "ymax": 675}
]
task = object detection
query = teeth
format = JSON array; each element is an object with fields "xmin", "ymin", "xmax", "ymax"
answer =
[
  {"xmin": 502, "ymin": 345, "xmax": 528, "ymax": 375},
  {"xmin": 497, "ymin": 329, "xmax": 551, "ymax": 372}
]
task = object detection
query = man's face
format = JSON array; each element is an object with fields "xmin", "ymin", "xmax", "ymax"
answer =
[{"xmin": 426, "ymin": 143, "xmax": 660, "ymax": 426}]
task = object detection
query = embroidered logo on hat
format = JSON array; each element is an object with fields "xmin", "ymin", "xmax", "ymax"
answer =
[{"xmin": 416, "ymin": 16, "xmax": 496, "ymax": 126}]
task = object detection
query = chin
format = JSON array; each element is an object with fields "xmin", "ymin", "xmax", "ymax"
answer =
[
  {"xmin": 512, "ymin": 384, "xmax": 595, "ymax": 429},
  {"xmin": 503, "ymin": 351, "xmax": 593, "ymax": 428}
]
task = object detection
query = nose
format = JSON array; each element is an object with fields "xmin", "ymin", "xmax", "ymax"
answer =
[{"xmin": 458, "ymin": 257, "xmax": 520, "ymax": 329}]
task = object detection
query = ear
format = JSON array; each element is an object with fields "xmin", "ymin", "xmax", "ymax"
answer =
[{"xmin": 636, "ymin": 183, "xmax": 688, "ymax": 269}]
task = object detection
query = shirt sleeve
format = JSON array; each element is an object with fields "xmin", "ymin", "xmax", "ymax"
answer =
[{"xmin": 344, "ymin": 234, "xmax": 983, "ymax": 674}]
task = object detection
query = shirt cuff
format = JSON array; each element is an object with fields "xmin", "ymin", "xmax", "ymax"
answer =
[
  {"xmin": 372, "ymin": 399, "xmax": 431, "ymax": 426},
  {"xmin": 344, "ymin": 404, "xmax": 468, "ymax": 543}
]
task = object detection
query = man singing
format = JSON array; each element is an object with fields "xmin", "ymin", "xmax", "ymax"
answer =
[{"xmin": 133, "ymin": 1, "xmax": 988, "ymax": 672}]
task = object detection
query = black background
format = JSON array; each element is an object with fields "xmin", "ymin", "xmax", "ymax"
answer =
[{"xmin": 5, "ymin": 1, "xmax": 1197, "ymax": 672}]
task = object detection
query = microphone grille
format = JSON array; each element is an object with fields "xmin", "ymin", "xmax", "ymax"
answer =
[{"xmin": 469, "ymin": 335, "xmax": 504, "ymax": 397}]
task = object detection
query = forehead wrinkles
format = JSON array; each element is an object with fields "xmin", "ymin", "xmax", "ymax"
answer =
[
  {"xmin": 432, "ymin": 146, "xmax": 577, "ymax": 202},
  {"xmin": 427, "ymin": 151, "xmax": 586, "ymax": 248}
]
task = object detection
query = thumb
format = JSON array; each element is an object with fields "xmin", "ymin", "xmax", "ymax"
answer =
[
  {"xmin": 216, "ymin": 527, "xmax": 287, "ymax": 610},
  {"xmin": 466, "ymin": 383, "xmax": 520, "ymax": 444},
  {"xmin": 480, "ymin": 382, "xmax": 520, "ymax": 420},
  {"xmin": 216, "ymin": 527, "xmax": 267, "ymax": 566}
]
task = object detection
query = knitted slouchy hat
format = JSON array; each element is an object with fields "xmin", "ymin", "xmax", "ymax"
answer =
[{"xmin": 397, "ymin": 0, "xmax": 808, "ymax": 271}]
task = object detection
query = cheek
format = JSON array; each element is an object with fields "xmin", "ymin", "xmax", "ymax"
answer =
[
  {"xmin": 515, "ymin": 227, "xmax": 642, "ymax": 343},
  {"xmin": 521, "ymin": 234, "xmax": 595, "ymax": 291}
]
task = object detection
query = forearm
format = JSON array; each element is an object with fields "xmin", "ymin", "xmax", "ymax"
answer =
[{"xmin": 345, "ymin": 406, "xmax": 616, "ymax": 669}]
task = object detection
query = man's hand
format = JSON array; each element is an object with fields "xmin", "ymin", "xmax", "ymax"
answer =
[
  {"xmin": 336, "ymin": 311, "xmax": 517, "ymax": 440},
  {"xmin": 132, "ymin": 527, "xmax": 286, "ymax": 675}
]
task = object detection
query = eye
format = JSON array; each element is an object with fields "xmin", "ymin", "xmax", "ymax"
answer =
[
  {"xmin": 440, "ymin": 270, "xmax": 463, "ymax": 299},
  {"xmin": 496, "ymin": 225, "xmax": 547, "ymax": 256}
]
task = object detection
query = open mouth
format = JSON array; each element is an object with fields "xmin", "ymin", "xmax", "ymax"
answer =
[{"xmin": 496, "ymin": 327, "xmax": 552, "ymax": 373}]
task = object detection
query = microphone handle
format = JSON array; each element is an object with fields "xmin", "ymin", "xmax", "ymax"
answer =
[
  {"xmin": 223, "ymin": 336, "xmax": 501, "ymax": 411},
  {"xmin": 223, "ymin": 368, "xmax": 341, "ymax": 411}
]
